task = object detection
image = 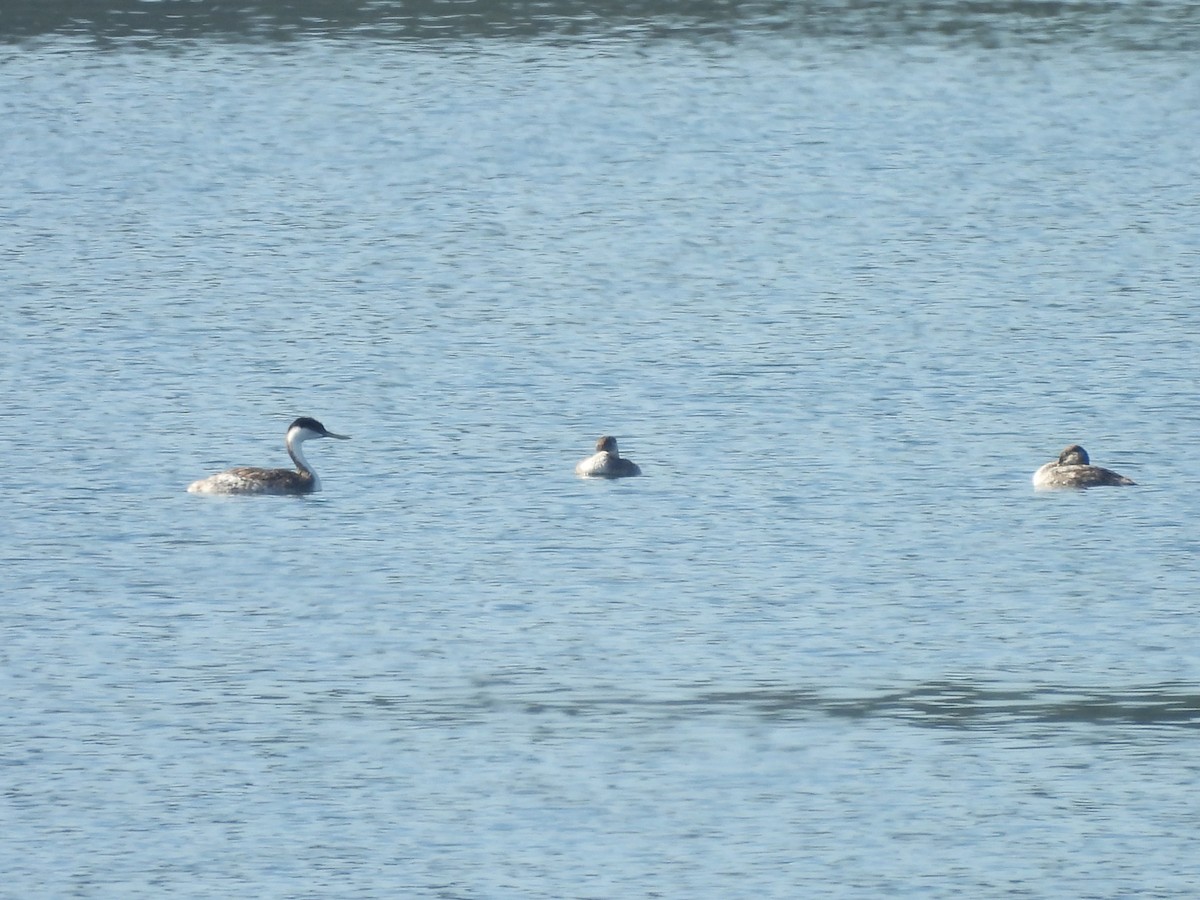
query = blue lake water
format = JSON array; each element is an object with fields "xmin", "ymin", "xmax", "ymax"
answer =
[{"xmin": 3, "ymin": 3, "xmax": 1200, "ymax": 896}]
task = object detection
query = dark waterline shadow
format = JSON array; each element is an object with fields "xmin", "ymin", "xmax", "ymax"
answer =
[
  {"xmin": 3, "ymin": 0, "xmax": 1198, "ymax": 50},
  {"xmin": 356, "ymin": 678, "xmax": 1200, "ymax": 732},
  {"xmin": 695, "ymin": 680, "xmax": 1200, "ymax": 729}
]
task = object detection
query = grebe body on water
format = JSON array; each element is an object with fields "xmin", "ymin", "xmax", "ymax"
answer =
[
  {"xmin": 575, "ymin": 435, "xmax": 641, "ymax": 479},
  {"xmin": 1033, "ymin": 444, "xmax": 1135, "ymax": 489},
  {"xmin": 187, "ymin": 417, "xmax": 350, "ymax": 495}
]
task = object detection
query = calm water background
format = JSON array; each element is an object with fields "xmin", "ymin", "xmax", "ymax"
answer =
[{"xmin": 3, "ymin": 2, "xmax": 1200, "ymax": 897}]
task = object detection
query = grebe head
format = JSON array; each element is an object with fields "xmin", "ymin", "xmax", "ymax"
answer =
[
  {"xmin": 289, "ymin": 417, "xmax": 350, "ymax": 443},
  {"xmin": 596, "ymin": 435, "xmax": 619, "ymax": 454},
  {"xmin": 1059, "ymin": 444, "xmax": 1090, "ymax": 466}
]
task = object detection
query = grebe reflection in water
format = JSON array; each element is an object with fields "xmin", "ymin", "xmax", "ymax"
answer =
[
  {"xmin": 187, "ymin": 417, "xmax": 350, "ymax": 495},
  {"xmin": 1033, "ymin": 444, "xmax": 1135, "ymax": 489},
  {"xmin": 575, "ymin": 435, "xmax": 641, "ymax": 479}
]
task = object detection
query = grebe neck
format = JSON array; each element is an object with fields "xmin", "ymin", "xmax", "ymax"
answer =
[{"xmin": 286, "ymin": 430, "xmax": 314, "ymax": 475}]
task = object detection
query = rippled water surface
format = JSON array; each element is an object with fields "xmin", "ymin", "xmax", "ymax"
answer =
[{"xmin": 4, "ymin": 2, "xmax": 1200, "ymax": 897}]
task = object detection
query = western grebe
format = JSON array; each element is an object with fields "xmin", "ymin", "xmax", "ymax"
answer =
[
  {"xmin": 575, "ymin": 435, "xmax": 641, "ymax": 479},
  {"xmin": 187, "ymin": 417, "xmax": 350, "ymax": 496},
  {"xmin": 1033, "ymin": 444, "xmax": 1135, "ymax": 489}
]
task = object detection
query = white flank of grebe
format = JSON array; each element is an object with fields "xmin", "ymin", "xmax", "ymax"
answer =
[
  {"xmin": 187, "ymin": 417, "xmax": 350, "ymax": 496},
  {"xmin": 1032, "ymin": 443, "xmax": 1135, "ymax": 490},
  {"xmin": 575, "ymin": 435, "xmax": 642, "ymax": 479}
]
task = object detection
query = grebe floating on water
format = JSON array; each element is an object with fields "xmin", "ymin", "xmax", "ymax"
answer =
[
  {"xmin": 187, "ymin": 417, "xmax": 350, "ymax": 496},
  {"xmin": 575, "ymin": 435, "xmax": 641, "ymax": 479},
  {"xmin": 1033, "ymin": 444, "xmax": 1135, "ymax": 489}
]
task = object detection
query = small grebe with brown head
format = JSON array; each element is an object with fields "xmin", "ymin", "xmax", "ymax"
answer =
[
  {"xmin": 1033, "ymin": 444, "xmax": 1135, "ymax": 489},
  {"xmin": 187, "ymin": 417, "xmax": 350, "ymax": 496},
  {"xmin": 575, "ymin": 435, "xmax": 641, "ymax": 479}
]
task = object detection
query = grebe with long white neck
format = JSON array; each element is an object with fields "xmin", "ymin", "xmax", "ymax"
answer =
[
  {"xmin": 575, "ymin": 435, "xmax": 641, "ymax": 479},
  {"xmin": 187, "ymin": 417, "xmax": 350, "ymax": 495},
  {"xmin": 1033, "ymin": 444, "xmax": 1135, "ymax": 489}
]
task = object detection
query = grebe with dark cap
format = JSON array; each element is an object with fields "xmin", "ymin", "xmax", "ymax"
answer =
[
  {"xmin": 187, "ymin": 417, "xmax": 350, "ymax": 495},
  {"xmin": 1033, "ymin": 444, "xmax": 1135, "ymax": 489},
  {"xmin": 575, "ymin": 435, "xmax": 641, "ymax": 479}
]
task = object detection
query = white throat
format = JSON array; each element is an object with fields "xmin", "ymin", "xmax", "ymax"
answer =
[{"xmin": 286, "ymin": 428, "xmax": 319, "ymax": 486}]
